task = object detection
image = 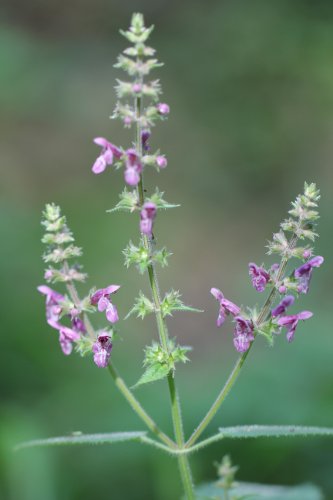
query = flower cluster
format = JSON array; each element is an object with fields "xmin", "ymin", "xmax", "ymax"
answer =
[
  {"xmin": 37, "ymin": 285, "xmax": 83, "ymax": 355},
  {"xmin": 211, "ymin": 183, "xmax": 323, "ymax": 353},
  {"xmin": 38, "ymin": 204, "xmax": 120, "ymax": 368},
  {"xmin": 91, "ymin": 13, "xmax": 169, "ymax": 238}
]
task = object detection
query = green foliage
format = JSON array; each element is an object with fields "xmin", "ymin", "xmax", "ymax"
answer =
[
  {"xmin": 125, "ymin": 291, "xmax": 155, "ymax": 320},
  {"xmin": 133, "ymin": 362, "xmax": 171, "ymax": 388},
  {"xmin": 267, "ymin": 183, "xmax": 320, "ymax": 257},
  {"xmin": 215, "ymin": 455, "xmax": 238, "ymax": 493},
  {"xmin": 123, "ymin": 240, "xmax": 171, "ymax": 273},
  {"xmin": 75, "ymin": 336, "xmax": 94, "ymax": 357},
  {"xmin": 194, "ymin": 481, "xmax": 323, "ymax": 500},
  {"xmin": 15, "ymin": 431, "xmax": 147, "ymax": 451},
  {"xmin": 218, "ymin": 425, "xmax": 333, "ymax": 440},
  {"xmin": 123, "ymin": 240, "xmax": 150, "ymax": 274},
  {"xmin": 153, "ymin": 247, "xmax": 172, "ymax": 268},
  {"xmin": 146, "ymin": 188, "xmax": 180, "ymax": 209},
  {"xmin": 133, "ymin": 340, "xmax": 191, "ymax": 388},
  {"xmin": 161, "ymin": 290, "xmax": 203, "ymax": 318},
  {"xmin": 107, "ymin": 188, "xmax": 139, "ymax": 213}
]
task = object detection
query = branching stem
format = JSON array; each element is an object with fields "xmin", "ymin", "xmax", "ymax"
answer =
[{"xmin": 186, "ymin": 235, "xmax": 298, "ymax": 448}]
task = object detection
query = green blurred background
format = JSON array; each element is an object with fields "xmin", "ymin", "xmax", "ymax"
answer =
[{"xmin": 1, "ymin": 0, "xmax": 333, "ymax": 498}]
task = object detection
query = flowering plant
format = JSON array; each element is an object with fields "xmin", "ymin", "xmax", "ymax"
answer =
[{"xmin": 18, "ymin": 13, "xmax": 333, "ymax": 499}]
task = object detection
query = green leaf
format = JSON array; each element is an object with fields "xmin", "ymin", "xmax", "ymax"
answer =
[
  {"xmin": 125, "ymin": 292, "xmax": 155, "ymax": 320},
  {"xmin": 147, "ymin": 188, "xmax": 180, "ymax": 210},
  {"xmin": 133, "ymin": 362, "xmax": 171, "ymax": 388},
  {"xmin": 161, "ymin": 290, "xmax": 203, "ymax": 318},
  {"xmin": 218, "ymin": 425, "xmax": 333, "ymax": 440},
  {"xmin": 152, "ymin": 247, "xmax": 172, "ymax": 268},
  {"xmin": 107, "ymin": 188, "xmax": 139, "ymax": 213},
  {"xmin": 194, "ymin": 481, "xmax": 323, "ymax": 500},
  {"xmin": 15, "ymin": 431, "xmax": 147, "ymax": 451}
]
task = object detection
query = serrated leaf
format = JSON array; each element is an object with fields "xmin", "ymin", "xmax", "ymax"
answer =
[
  {"xmin": 107, "ymin": 188, "xmax": 139, "ymax": 213},
  {"xmin": 194, "ymin": 481, "xmax": 323, "ymax": 500},
  {"xmin": 218, "ymin": 425, "xmax": 333, "ymax": 440},
  {"xmin": 125, "ymin": 292, "xmax": 155, "ymax": 320},
  {"xmin": 147, "ymin": 189, "xmax": 180, "ymax": 210},
  {"xmin": 169, "ymin": 304, "xmax": 204, "ymax": 314},
  {"xmin": 15, "ymin": 431, "xmax": 147, "ymax": 451},
  {"xmin": 133, "ymin": 362, "xmax": 171, "ymax": 388}
]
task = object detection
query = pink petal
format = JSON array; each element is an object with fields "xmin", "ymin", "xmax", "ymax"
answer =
[
  {"xmin": 106, "ymin": 303, "xmax": 119, "ymax": 323},
  {"xmin": 98, "ymin": 296, "xmax": 109, "ymax": 312},
  {"xmin": 92, "ymin": 155, "xmax": 107, "ymax": 174}
]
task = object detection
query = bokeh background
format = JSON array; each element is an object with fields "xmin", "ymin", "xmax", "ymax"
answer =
[{"xmin": 1, "ymin": 0, "xmax": 333, "ymax": 499}]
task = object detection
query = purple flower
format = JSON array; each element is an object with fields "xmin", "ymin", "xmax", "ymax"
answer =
[
  {"xmin": 233, "ymin": 316, "xmax": 255, "ymax": 353},
  {"xmin": 124, "ymin": 148, "xmax": 142, "ymax": 186},
  {"xmin": 248, "ymin": 263, "xmax": 270, "ymax": 292},
  {"xmin": 210, "ymin": 287, "xmax": 241, "ymax": 327},
  {"xmin": 37, "ymin": 285, "xmax": 64, "ymax": 323},
  {"xmin": 277, "ymin": 311, "xmax": 313, "ymax": 342},
  {"xmin": 92, "ymin": 137, "xmax": 122, "ymax": 175},
  {"xmin": 90, "ymin": 285, "xmax": 120, "ymax": 323},
  {"xmin": 38, "ymin": 286, "xmax": 84, "ymax": 355},
  {"xmin": 140, "ymin": 202, "xmax": 157, "ymax": 237},
  {"xmin": 58, "ymin": 325, "xmax": 81, "ymax": 355},
  {"xmin": 271, "ymin": 295, "xmax": 295, "ymax": 317},
  {"xmin": 294, "ymin": 256, "xmax": 324, "ymax": 294},
  {"xmin": 141, "ymin": 130, "xmax": 151, "ymax": 151},
  {"xmin": 71, "ymin": 314, "xmax": 86, "ymax": 334},
  {"xmin": 92, "ymin": 333, "xmax": 113, "ymax": 368},
  {"xmin": 156, "ymin": 156, "xmax": 167, "ymax": 169},
  {"xmin": 157, "ymin": 103, "xmax": 170, "ymax": 115}
]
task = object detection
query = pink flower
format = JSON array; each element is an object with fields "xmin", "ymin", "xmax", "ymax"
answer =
[
  {"xmin": 271, "ymin": 295, "xmax": 295, "ymax": 317},
  {"xmin": 124, "ymin": 148, "xmax": 142, "ymax": 186},
  {"xmin": 37, "ymin": 285, "xmax": 64, "ymax": 324},
  {"xmin": 233, "ymin": 316, "xmax": 255, "ymax": 353},
  {"xmin": 294, "ymin": 256, "xmax": 324, "ymax": 294},
  {"xmin": 38, "ymin": 286, "xmax": 85, "ymax": 355},
  {"xmin": 92, "ymin": 333, "xmax": 113, "ymax": 368},
  {"xmin": 277, "ymin": 311, "xmax": 313, "ymax": 342},
  {"xmin": 248, "ymin": 263, "xmax": 270, "ymax": 292},
  {"xmin": 210, "ymin": 287, "xmax": 241, "ymax": 327},
  {"xmin": 92, "ymin": 137, "xmax": 122, "ymax": 174},
  {"xmin": 140, "ymin": 202, "xmax": 157, "ymax": 237},
  {"xmin": 90, "ymin": 285, "xmax": 121, "ymax": 323}
]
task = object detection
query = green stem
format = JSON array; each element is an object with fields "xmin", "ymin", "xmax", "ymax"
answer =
[
  {"xmin": 186, "ymin": 235, "xmax": 298, "ymax": 448},
  {"xmin": 168, "ymin": 374, "xmax": 195, "ymax": 499},
  {"xmin": 108, "ymin": 364, "xmax": 176, "ymax": 449},
  {"xmin": 134, "ymin": 92, "xmax": 195, "ymax": 498}
]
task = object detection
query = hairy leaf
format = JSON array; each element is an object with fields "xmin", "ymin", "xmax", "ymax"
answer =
[
  {"xmin": 15, "ymin": 431, "xmax": 147, "ymax": 451},
  {"xmin": 218, "ymin": 425, "xmax": 333, "ymax": 440},
  {"xmin": 194, "ymin": 481, "xmax": 323, "ymax": 500}
]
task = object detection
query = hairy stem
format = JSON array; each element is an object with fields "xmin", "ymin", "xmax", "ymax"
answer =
[
  {"xmin": 135, "ymin": 93, "xmax": 195, "ymax": 498},
  {"xmin": 186, "ymin": 235, "xmax": 298, "ymax": 448},
  {"xmin": 168, "ymin": 374, "xmax": 195, "ymax": 499},
  {"xmin": 108, "ymin": 364, "xmax": 176, "ymax": 448},
  {"xmin": 63, "ymin": 263, "xmax": 175, "ymax": 448}
]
